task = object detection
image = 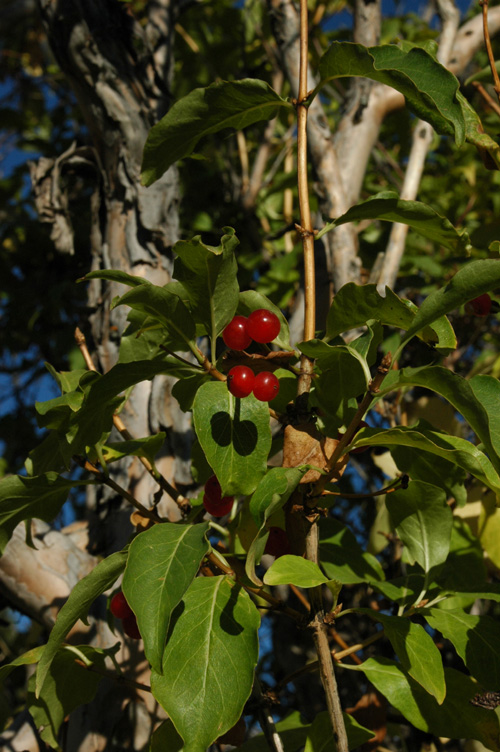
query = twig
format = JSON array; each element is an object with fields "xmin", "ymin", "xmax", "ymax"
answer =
[
  {"xmin": 75, "ymin": 457, "xmax": 163, "ymax": 524},
  {"xmin": 253, "ymin": 677, "xmax": 285, "ymax": 752},
  {"xmin": 312, "ymin": 353, "xmax": 392, "ymax": 498},
  {"xmin": 472, "ymin": 79, "xmax": 500, "ymax": 117},
  {"xmin": 205, "ymin": 552, "xmax": 304, "ymax": 622},
  {"xmin": 314, "ymin": 474, "xmax": 409, "ymax": 501},
  {"xmin": 75, "ymin": 328, "xmax": 190, "ymax": 513},
  {"xmin": 480, "ymin": 0, "xmax": 500, "ymax": 101}
]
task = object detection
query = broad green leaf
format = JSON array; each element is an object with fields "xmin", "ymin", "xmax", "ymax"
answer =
[
  {"xmin": 150, "ymin": 720, "xmax": 184, "ymax": 751},
  {"xmin": 319, "ymin": 517, "xmax": 385, "ymax": 584},
  {"xmin": 478, "ymin": 490, "xmax": 500, "ymax": 569},
  {"xmin": 30, "ymin": 646, "xmax": 106, "ymax": 749},
  {"xmin": 246, "ymin": 467, "xmax": 305, "ymax": 586},
  {"xmin": 325, "ymin": 283, "xmax": 454, "ymax": 351},
  {"xmin": 400, "ymin": 259, "xmax": 500, "ymax": 350},
  {"xmin": 319, "ymin": 192, "xmax": 471, "ymax": 253},
  {"xmin": 112, "ymin": 283, "xmax": 197, "ymax": 352},
  {"xmin": 0, "ymin": 473, "xmax": 96, "ymax": 555},
  {"xmin": 192, "ymin": 381, "xmax": 272, "ymax": 496},
  {"xmin": 171, "ymin": 372, "xmax": 211, "ymax": 412},
  {"xmin": 386, "ymin": 480, "xmax": 452, "ymax": 575},
  {"xmin": 357, "ymin": 658, "xmax": 500, "ymax": 750},
  {"xmin": 390, "ymin": 445, "xmax": 467, "ymax": 507},
  {"xmin": 122, "ymin": 522, "xmax": 210, "ymax": 675},
  {"xmin": 298, "ymin": 341, "xmax": 370, "ymax": 412},
  {"xmin": 101, "ymin": 433, "xmax": 166, "ymax": 465},
  {"xmin": 0, "ymin": 646, "xmax": 45, "ymax": 686},
  {"xmin": 142, "ymin": 79, "xmax": 291, "ymax": 185},
  {"xmin": 238, "ymin": 290, "xmax": 292, "ymax": 350},
  {"xmin": 35, "ymin": 391, "xmax": 84, "ymax": 429},
  {"xmin": 349, "ymin": 426, "xmax": 500, "ymax": 498},
  {"xmin": 458, "ymin": 91, "xmax": 500, "ymax": 170},
  {"xmin": 435, "ymin": 519, "xmax": 488, "ymax": 607},
  {"xmin": 369, "ymin": 575, "xmax": 427, "ymax": 606},
  {"xmin": 470, "ymin": 374, "xmax": 500, "ymax": 462},
  {"xmin": 36, "ymin": 548, "xmax": 128, "ymax": 696},
  {"xmin": 304, "ymin": 711, "xmax": 375, "ymax": 752},
  {"xmin": 315, "ymin": 42, "xmax": 464, "ymax": 144},
  {"xmin": 249, "ymin": 467, "xmax": 306, "ymax": 528},
  {"xmin": 380, "ymin": 365, "xmax": 500, "ymax": 475},
  {"xmin": 82, "ymin": 269, "xmax": 148, "ymax": 287},
  {"xmin": 151, "ymin": 576, "xmax": 260, "ymax": 752},
  {"xmin": 263, "ymin": 555, "xmax": 331, "ymax": 588},
  {"xmin": 425, "ymin": 609, "xmax": 500, "ymax": 691},
  {"xmin": 370, "ymin": 612, "xmax": 445, "ymax": 703},
  {"xmin": 173, "ymin": 229, "xmax": 239, "ymax": 342},
  {"xmin": 44, "ymin": 363, "xmax": 88, "ymax": 394}
]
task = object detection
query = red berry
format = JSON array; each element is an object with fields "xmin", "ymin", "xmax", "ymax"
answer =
[
  {"xmin": 246, "ymin": 309, "xmax": 281, "ymax": 344},
  {"xmin": 227, "ymin": 365, "xmax": 255, "ymax": 398},
  {"xmin": 465, "ymin": 293, "xmax": 492, "ymax": 317},
  {"xmin": 222, "ymin": 316, "xmax": 252, "ymax": 350},
  {"xmin": 122, "ymin": 614, "xmax": 141, "ymax": 639},
  {"xmin": 253, "ymin": 371, "xmax": 280, "ymax": 402},
  {"xmin": 265, "ymin": 527, "xmax": 290, "ymax": 558},
  {"xmin": 203, "ymin": 475, "xmax": 234, "ymax": 517},
  {"xmin": 110, "ymin": 591, "xmax": 134, "ymax": 619}
]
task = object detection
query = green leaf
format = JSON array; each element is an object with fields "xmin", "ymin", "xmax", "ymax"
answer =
[
  {"xmin": 319, "ymin": 192, "xmax": 471, "ymax": 253},
  {"xmin": 390, "ymin": 445, "xmax": 466, "ymax": 506},
  {"xmin": 245, "ymin": 467, "xmax": 305, "ymax": 586},
  {"xmin": 319, "ymin": 517, "xmax": 385, "ymax": 584},
  {"xmin": 0, "ymin": 473, "xmax": 96, "ymax": 555},
  {"xmin": 357, "ymin": 658, "xmax": 500, "ymax": 750},
  {"xmin": 0, "ymin": 646, "xmax": 45, "ymax": 686},
  {"xmin": 30, "ymin": 646, "xmax": 106, "ymax": 749},
  {"xmin": 249, "ymin": 467, "xmax": 306, "ymax": 528},
  {"xmin": 458, "ymin": 91, "xmax": 500, "ymax": 170},
  {"xmin": 238, "ymin": 290, "xmax": 292, "ymax": 350},
  {"xmin": 150, "ymin": 720, "xmax": 184, "ymax": 752},
  {"xmin": 112, "ymin": 283, "xmax": 197, "ymax": 352},
  {"xmin": 237, "ymin": 711, "xmax": 310, "ymax": 752},
  {"xmin": 192, "ymin": 381, "xmax": 272, "ymax": 496},
  {"xmin": 142, "ymin": 79, "xmax": 291, "ymax": 185},
  {"xmin": 151, "ymin": 576, "xmax": 260, "ymax": 752},
  {"xmin": 435, "ymin": 518, "xmax": 488, "ymax": 607},
  {"xmin": 425, "ymin": 609, "xmax": 500, "ymax": 691},
  {"xmin": 400, "ymin": 259, "xmax": 500, "ymax": 351},
  {"xmin": 351, "ymin": 426, "xmax": 500, "ymax": 498},
  {"xmin": 325, "ymin": 283, "xmax": 454, "ymax": 351},
  {"xmin": 370, "ymin": 612, "xmax": 445, "ymax": 703},
  {"xmin": 82, "ymin": 269, "xmax": 148, "ymax": 287},
  {"xmin": 263, "ymin": 555, "xmax": 331, "ymax": 588},
  {"xmin": 386, "ymin": 480, "xmax": 452, "ymax": 575},
  {"xmin": 304, "ymin": 711, "xmax": 375, "ymax": 752},
  {"xmin": 35, "ymin": 391, "xmax": 84, "ymax": 430},
  {"xmin": 173, "ymin": 228, "xmax": 240, "ymax": 342},
  {"xmin": 122, "ymin": 522, "xmax": 210, "ymax": 675},
  {"xmin": 315, "ymin": 42, "xmax": 465, "ymax": 144},
  {"xmin": 369, "ymin": 575, "xmax": 427, "ymax": 606},
  {"xmin": 102, "ymin": 433, "xmax": 166, "ymax": 465},
  {"xmin": 380, "ymin": 365, "xmax": 500, "ymax": 475},
  {"xmin": 36, "ymin": 548, "xmax": 128, "ymax": 696},
  {"xmin": 469, "ymin": 374, "xmax": 500, "ymax": 464},
  {"xmin": 298, "ymin": 341, "xmax": 370, "ymax": 411}
]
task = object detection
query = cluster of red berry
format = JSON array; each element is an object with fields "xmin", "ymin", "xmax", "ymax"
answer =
[
  {"xmin": 109, "ymin": 591, "xmax": 141, "ymax": 639},
  {"xmin": 223, "ymin": 310, "xmax": 281, "ymax": 402}
]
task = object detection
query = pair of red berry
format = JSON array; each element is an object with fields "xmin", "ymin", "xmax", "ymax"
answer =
[
  {"xmin": 110, "ymin": 591, "xmax": 141, "ymax": 639},
  {"xmin": 203, "ymin": 475, "xmax": 234, "ymax": 516},
  {"xmin": 223, "ymin": 310, "xmax": 281, "ymax": 402},
  {"xmin": 222, "ymin": 309, "xmax": 281, "ymax": 350}
]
